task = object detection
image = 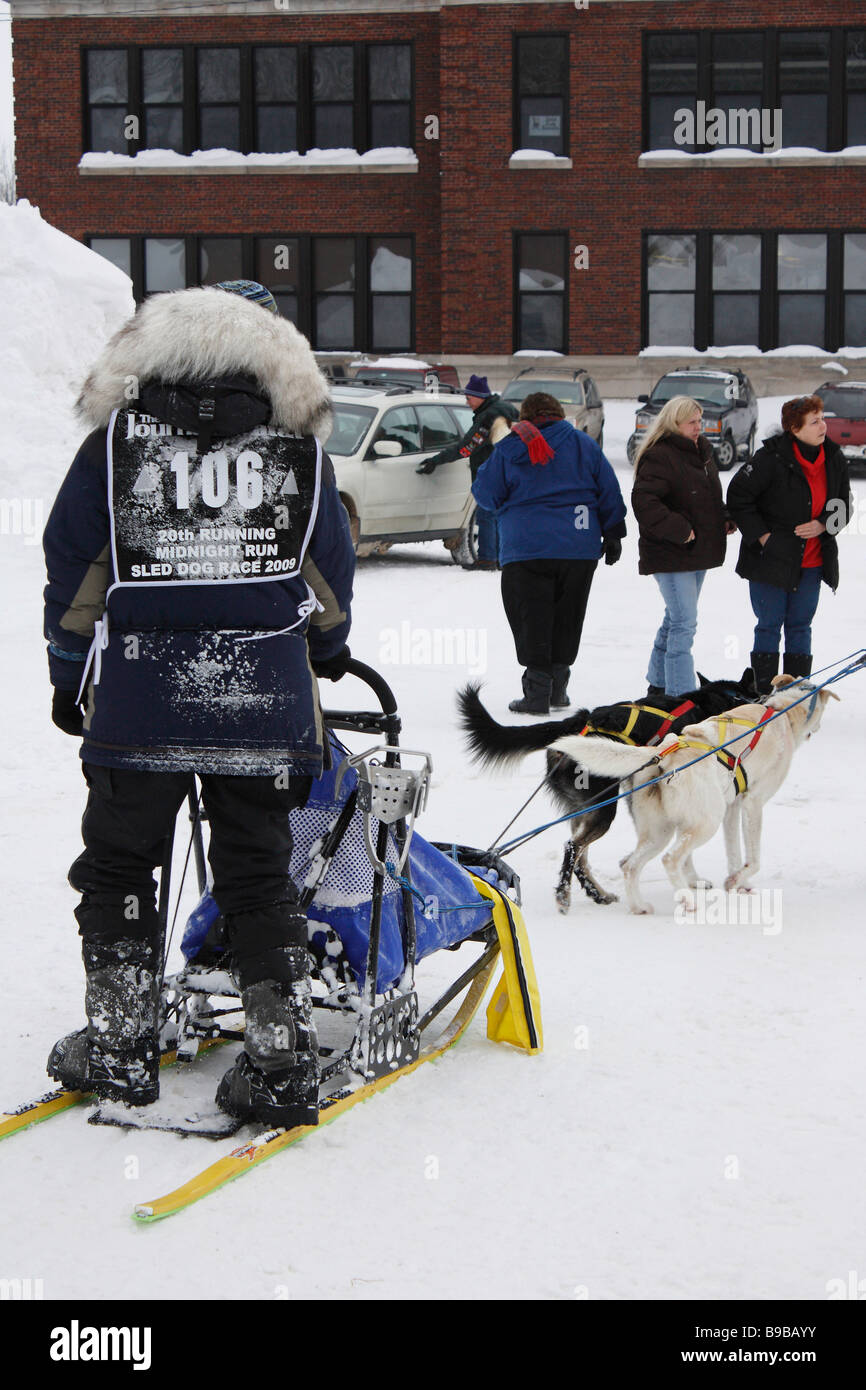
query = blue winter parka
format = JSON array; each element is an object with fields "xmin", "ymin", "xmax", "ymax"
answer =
[{"xmin": 471, "ymin": 419, "xmax": 627, "ymax": 566}]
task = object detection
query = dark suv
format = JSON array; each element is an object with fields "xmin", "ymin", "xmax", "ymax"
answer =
[
  {"xmin": 627, "ymin": 368, "xmax": 758, "ymax": 470},
  {"xmin": 501, "ymin": 368, "xmax": 605, "ymax": 447}
]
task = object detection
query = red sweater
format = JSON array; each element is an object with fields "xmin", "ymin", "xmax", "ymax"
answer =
[{"xmin": 792, "ymin": 441, "xmax": 827, "ymax": 568}]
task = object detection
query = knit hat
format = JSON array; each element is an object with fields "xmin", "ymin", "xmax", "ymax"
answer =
[
  {"xmin": 215, "ymin": 279, "xmax": 279, "ymax": 316},
  {"xmin": 463, "ymin": 374, "xmax": 492, "ymax": 399}
]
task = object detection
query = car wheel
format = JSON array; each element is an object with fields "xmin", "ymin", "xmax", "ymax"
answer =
[
  {"xmin": 626, "ymin": 433, "xmax": 639, "ymax": 465},
  {"xmin": 450, "ymin": 504, "xmax": 479, "ymax": 568},
  {"xmin": 746, "ymin": 425, "xmax": 756, "ymax": 457},
  {"xmin": 597, "ymin": 425, "xmax": 604, "ymax": 451},
  {"xmin": 715, "ymin": 434, "xmax": 736, "ymax": 470}
]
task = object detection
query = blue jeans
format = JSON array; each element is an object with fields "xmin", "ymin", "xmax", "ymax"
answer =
[
  {"xmin": 647, "ymin": 570, "xmax": 707, "ymax": 695},
  {"xmin": 475, "ymin": 506, "xmax": 499, "ymax": 564},
  {"xmin": 749, "ymin": 568, "xmax": 822, "ymax": 654}
]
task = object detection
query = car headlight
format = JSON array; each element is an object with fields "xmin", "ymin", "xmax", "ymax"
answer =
[
  {"xmin": 636, "ymin": 413, "xmax": 652, "ymax": 429},
  {"xmin": 702, "ymin": 419, "xmax": 722, "ymax": 434}
]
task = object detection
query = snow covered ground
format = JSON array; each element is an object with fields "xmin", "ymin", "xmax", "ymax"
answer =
[{"xmin": 1, "ymin": 203, "xmax": 865, "ymax": 1302}]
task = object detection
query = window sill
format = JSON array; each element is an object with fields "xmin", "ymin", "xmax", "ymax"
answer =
[
  {"xmin": 508, "ymin": 151, "xmax": 573, "ymax": 170},
  {"xmin": 78, "ymin": 148, "xmax": 420, "ymax": 176},
  {"xmin": 639, "ymin": 147, "xmax": 866, "ymax": 169}
]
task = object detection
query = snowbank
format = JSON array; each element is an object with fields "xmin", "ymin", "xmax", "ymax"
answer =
[{"xmin": 0, "ymin": 200, "xmax": 134, "ymax": 492}]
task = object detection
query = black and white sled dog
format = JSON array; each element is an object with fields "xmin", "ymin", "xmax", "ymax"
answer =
[
  {"xmin": 552, "ymin": 675, "xmax": 839, "ymax": 915},
  {"xmin": 458, "ymin": 672, "xmax": 758, "ymax": 912}
]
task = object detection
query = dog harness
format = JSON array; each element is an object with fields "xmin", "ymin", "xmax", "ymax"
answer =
[
  {"xmin": 656, "ymin": 708, "xmax": 775, "ymax": 796},
  {"xmin": 578, "ymin": 700, "xmax": 697, "ymax": 745}
]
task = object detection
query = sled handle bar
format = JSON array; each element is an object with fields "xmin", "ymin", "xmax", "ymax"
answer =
[{"xmin": 321, "ymin": 657, "xmax": 401, "ymax": 739}]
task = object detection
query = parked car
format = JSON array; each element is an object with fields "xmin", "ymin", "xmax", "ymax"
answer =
[
  {"xmin": 815, "ymin": 380, "xmax": 866, "ymax": 469},
  {"xmin": 326, "ymin": 384, "xmax": 480, "ymax": 562},
  {"xmin": 351, "ymin": 358, "xmax": 461, "ymax": 391},
  {"xmin": 500, "ymin": 368, "xmax": 605, "ymax": 447},
  {"xmin": 626, "ymin": 367, "xmax": 758, "ymax": 470}
]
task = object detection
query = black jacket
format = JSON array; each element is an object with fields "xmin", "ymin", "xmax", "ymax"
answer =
[
  {"xmin": 631, "ymin": 432, "xmax": 728, "ymax": 575},
  {"xmin": 426, "ymin": 395, "xmax": 518, "ymax": 478},
  {"xmin": 725, "ymin": 432, "xmax": 852, "ymax": 592}
]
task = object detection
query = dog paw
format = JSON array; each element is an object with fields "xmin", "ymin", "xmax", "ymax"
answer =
[
  {"xmin": 595, "ymin": 891, "xmax": 619, "ymax": 906},
  {"xmin": 631, "ymin": 903, "xmax": 654, "ymax": 915},
  {"xmin": 690, "ymin": 878, "xmax": 713, "ymax": 890},
  {"xmin": 555, "ymin": 894, "xmax": 571, "ymax": 915}
]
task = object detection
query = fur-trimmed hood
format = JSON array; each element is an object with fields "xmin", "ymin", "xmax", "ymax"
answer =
[{"xmin": 76, "ymin": 287, "xmax": 333, "ymax": 442}]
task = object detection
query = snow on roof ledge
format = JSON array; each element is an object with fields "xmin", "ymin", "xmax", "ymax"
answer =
[
  {"xmin": 509, "ymin": 150, "xmax": 573, "ymax": 169},
  {"xmin": 79, "ymin": 147, "xmax": 419, "ymax": 175},
  {"xmin": 639, "ymin": 146, "xmax": 866, "ymax": 169},
  {"xmin": 641, "ymin": 345, "xmax": 866, "ymax": 359}
]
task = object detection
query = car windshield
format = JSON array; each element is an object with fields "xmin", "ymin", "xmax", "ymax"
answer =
[
  {"xmin": 328, "ymin": 403, "xmax": 378, "ymax": 456},
  {"xmin": 651, "ymin": 376, "xmax": 737, "ymax": 408},
  {"xmin": 818, "ymin": 387, "xmax": 866, "ymax": 418},
  {"xmin": 502, "ymin": 378, "xmax": 585, "ymax": 405}
]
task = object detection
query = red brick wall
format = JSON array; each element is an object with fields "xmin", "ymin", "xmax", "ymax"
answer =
[{"xmin": 11, "ymin": 1, "xmax": 865, "ymax": 355}]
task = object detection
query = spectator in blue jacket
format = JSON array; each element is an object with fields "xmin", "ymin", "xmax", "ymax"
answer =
[
  {"xmin": 472, "ymin": 392, "xmax": 627, "ymax": 714},
  {"xmin": 43, "ymin": 281, "xmax": 355, "ymax": 1130}
]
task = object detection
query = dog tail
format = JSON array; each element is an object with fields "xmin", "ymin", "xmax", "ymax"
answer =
[
  {"xmin": 550, "ymin": 734, "xmax": 659, "ymax": 782},
  {"xmin": 457, "ymin": 683, "xmax": 591, "ymax": 768}
]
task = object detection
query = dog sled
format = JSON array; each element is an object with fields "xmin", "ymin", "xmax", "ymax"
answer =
[{"xmin": 1, "ymin": 660, "xmax": 541, "ymax": 1221}]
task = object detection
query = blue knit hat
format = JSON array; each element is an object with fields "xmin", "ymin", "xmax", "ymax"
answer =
[
  {"xmin": 464, "ymin": 374, "xmax": 492, "ymax": 399},
  {"xmin": 215, "ymin": 279, "xmax": 279, "ymax": 315}
]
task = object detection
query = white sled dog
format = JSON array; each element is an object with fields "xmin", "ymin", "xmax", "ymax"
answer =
[{"xmin": 551, "ymin": 676, "xmax": 839, "ymax": 914}]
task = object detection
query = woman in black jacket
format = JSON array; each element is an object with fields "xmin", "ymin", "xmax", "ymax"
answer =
[
  {"xmin": 632, "ymin": 395, "xmax": 732, "ymax": 696},
  {"xmin": 726, "ymin": 394, "xmax": 852, "ymax": 692}
]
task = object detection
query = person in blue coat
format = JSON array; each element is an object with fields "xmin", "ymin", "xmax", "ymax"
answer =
[
  {"xmin": 43, "ymin": 281, "xmax": 355, "ymax": 1128},
  {"xmin": 472, "ymin": 391, "xmax": 626, "ymax": 713}
]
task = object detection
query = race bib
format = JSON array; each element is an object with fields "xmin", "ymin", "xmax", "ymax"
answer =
[{"xmin": 107, "ymin": 410, "xmax": 321, "ymax": 587}]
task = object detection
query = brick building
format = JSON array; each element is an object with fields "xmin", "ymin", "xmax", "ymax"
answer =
[{"xmin": 9, "ymin": 0, "xmax": 866, "ymax": 373}]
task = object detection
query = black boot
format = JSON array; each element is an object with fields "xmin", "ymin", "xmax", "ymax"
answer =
[
  {"xmin": 47, "ymin": 938, "xmax": 160, "ymax": 1105},
  {"xmin": 551, "ymin": 665, "xmax": 571, "ymax": 710},
  {"xmin": 508, "ymin": 668, "xmax": 553, "ymax": 715},
  {"xmin": 216, "ymin": 946, "xmax": 319, "ymax": 1128},
  {"xmin": 646, "ymin": 683, "xmax": 665, "ymax": 699},
  {"xmin": 783, "ymin": 652, "xmax": 812, "ymax": 681},
  {"xmin": 750, "ymin": 651, "xmax": 780, "ymax": 696}
]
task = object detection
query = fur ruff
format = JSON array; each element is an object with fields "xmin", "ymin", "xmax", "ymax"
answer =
[{"xmin": 76, "ymin": 287, "xmax": 333, "ymax": 442}]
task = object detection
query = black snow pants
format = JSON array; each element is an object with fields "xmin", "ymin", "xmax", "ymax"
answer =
[
  {"xmin": 500, "ymin": 557, "xmax": 598, "ymax": 671},
  {"xmin": 69, "ymin": 765, "xmax": 312, "ymax": 984}
]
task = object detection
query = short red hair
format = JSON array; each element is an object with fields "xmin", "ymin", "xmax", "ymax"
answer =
[{"xmin": 781, "ymin": 395, "xmax": 823, "ymax": 434}]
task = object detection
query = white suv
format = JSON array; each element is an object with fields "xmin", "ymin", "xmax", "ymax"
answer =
[{"xmin": 326, "ymin": 384, "xmax": 478, "ymax": 562}]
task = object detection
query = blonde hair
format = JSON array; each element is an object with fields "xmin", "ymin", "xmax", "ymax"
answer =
[{"xmin": 634, "ymin": 396, "xmax": 702, "ymax": 469}]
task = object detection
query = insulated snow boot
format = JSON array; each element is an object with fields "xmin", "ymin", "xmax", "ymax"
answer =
[
  {"xmin": 646, "ymin": 684, "xmax": 665, "ymax": 699},
  {"xmin": 47, "ymin": 937, "xmax": 160, "ymax": 1105},
  {"xmin": 216, "ymin": 946, "xmax": 319, "ymax": 1128},
  {"xmin": 551, "ymin": 665, "xmax": 571, "ymax": 710},
  {"xmin": 750, "ymin": 651, "xmax": 780, "ymax": 696},
  {"xmin": 783, "ymin": 652, "xmax": 813, "ymax": 681},
  {"xmin": 508, "ymin": 668, "xmax": 553, "ymax": 715}
]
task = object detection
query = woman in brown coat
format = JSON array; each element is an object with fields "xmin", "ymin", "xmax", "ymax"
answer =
[{"xmin": 632, "ymin": 395, "xmax": 732, "ymax": 695}]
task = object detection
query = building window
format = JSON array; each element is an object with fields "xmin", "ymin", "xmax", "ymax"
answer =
[
  {"xmin": 88, "ymin": 234, "xmax": 414, "ymax": 352},
  {"xmin": 646, "ymin": 234, "xmax": 696, "ymax": 346},
  {"xmin": 844, "ymin": 233, "xmax": 866, "ymax": 346},
  {"xmin": 514, "ymin": 34, "xmax": 568, "ymax": 155},
  {"xmin": 515, "ymin": 234, "xmax": 567, "ymax": 352},
  {"xmin": 368, "ymin": 44, "xmax": 412, "ymax": 150},
  {"xmin": 142, "ymin": 49, "xmax": 184, "ymax": 153},
  {"xmin": 86, "ymin": 49, "xmax": 129, "ymax": 153},
  {"xmin": 777, "ymin": 233, "xmax": 826, "ymax": 347},
  {"xmin": 83, "ymin": 43, "xmax": 413, "ymax": 156},
  {"xmin": 646, "ymin": 34, "xmax": 698, "ymax": 151},
  {"xmin": 712, "ymin": 234, "xmax": 761, "ymax": 346},
  {"xmin": 643, "ymin": 231, "xmax": 861, "ymax": 350},
  {"xmin": 644, "ymin": 28, "xmax": 861, "ymax": 152}
]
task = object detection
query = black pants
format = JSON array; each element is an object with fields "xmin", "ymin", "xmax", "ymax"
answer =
[
  {"xmin": 501, "ymin": 558, "xmax": 598, "ymax": 670},
  {"xmin": 69, "ymin": 765, "xmax": 311, "ymax": 978}
]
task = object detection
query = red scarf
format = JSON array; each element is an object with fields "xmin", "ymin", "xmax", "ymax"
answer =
[
  {"xmin": 791, "ymin": 440, "xmax": 827, "ymax": 568},
  {"xmin": 511, "ymin": 419, "xmax": 556, "ymax": 465}
]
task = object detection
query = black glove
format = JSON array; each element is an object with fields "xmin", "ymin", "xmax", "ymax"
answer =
[
  {"xmin": 311, "ymin": 646, "xmax": 352, "ymax": 681},
  {"xmin": 602, "ymin": 536, "xmax": 622, "ymax": 566},
  {"xmin": 52, "ymin": 687, "xmax": 84, "ymax": 736},
  {"xmin": 416, "ymin": 458, "xmax": 439, "ymax": 476}
]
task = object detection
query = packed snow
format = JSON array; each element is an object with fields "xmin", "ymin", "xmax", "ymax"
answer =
[{"xmin": 1, "ymin": 201, "xmax": 865, "ymax": 1300}]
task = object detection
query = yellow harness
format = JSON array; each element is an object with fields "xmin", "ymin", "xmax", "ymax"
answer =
[
  {"xmin": 578, "ymin": 703, "xmax": 681, "ymax": 746},
  {"xmin": 656, "ymin": 711, "xmax": 774, "ymax": 797}
]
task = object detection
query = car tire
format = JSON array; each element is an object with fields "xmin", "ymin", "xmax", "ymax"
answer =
[
  {"xmin": 626, "ymin": 433, "xmax": 639, "ymax": 466},
  {"xmin": 746, "ymin": 425, "xmax": 756, "ymax": 458},
  {"xmin": 715, "ymin": 434, "xmax": 737, "ymax": 471},
  {"xmin": 597, "ymin": 425, "xmax": 604, "ymax": 451},
  {"xmin": 450, "ymin": 504, "xmax": 479, "ymax": 568}
]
